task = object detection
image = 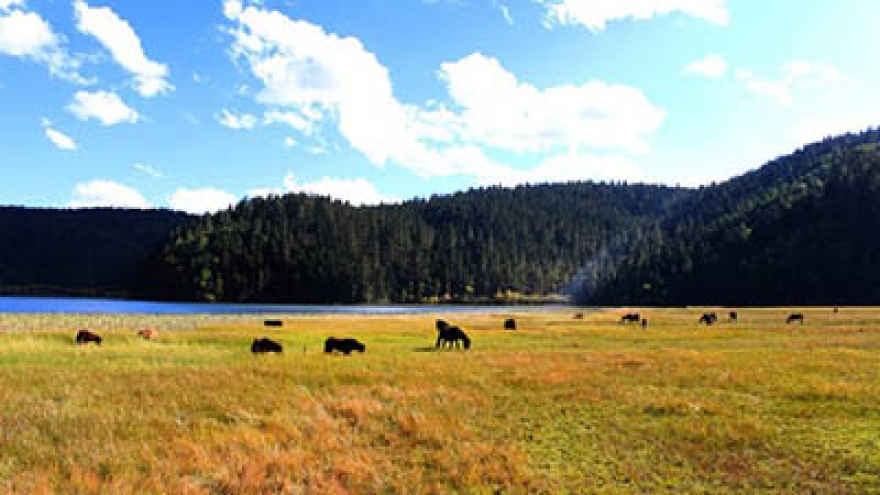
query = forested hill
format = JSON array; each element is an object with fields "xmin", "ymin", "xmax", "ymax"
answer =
[
  {"xmin": 577, "ymin": 129, "xmax": 880, "ymax": 306},
  {"xmin": 3, "ymin": 130, "xmax": 879, "ymax": 305},
  {"xmin": 0, "ymin": 208, "xmax": 191, "ymax": 297},
  {"xmin": 145, "ymin": 183, "xmax": 685, "ymax": 303}
]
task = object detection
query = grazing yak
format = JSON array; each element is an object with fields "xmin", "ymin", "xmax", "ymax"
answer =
[
  {"xmin": 786, "ymin": 313, "xmax": 805, "ymax": 324},
  {"xmin": 641, "ymin": 318, "xmax": 649, "ymax": 329},
  {"xmin": 620, "ymin": 313, "xmax": 641, "ymax": 324},
  {"xmin": 75, "ymin": 330, "xmax": 102, "ymax": 345},
  {"xmin": 504, "ymin": 318, "xmax": 517, "ymax": 331},
  {"xmin": 324, "ymin": 337, "xmax": 366, "ymax": 355},
  {"xmin": 264, "ymin": 319, "xmax": 283, "ymax": 328},
  {"xmin": 436, "ymin": 325, "xmax": 471, "ymax": 350},
  {"xmin": 699, "ymin": 313, "xmax": 718, "ymax": 325},
  {"xmin": 137, "ymin": 328, "xmax": 158, "ymax": 340},
  {"xmin": 573, "ymin": 313, "xmax": 585, "ymax": 320},
  {"xmin": 729, "ymin": 311, "xmax": 738, "ymax": 321},
  {"xmin": 251, "ymin": 337, "xmax": 283, "ymax": 354}
]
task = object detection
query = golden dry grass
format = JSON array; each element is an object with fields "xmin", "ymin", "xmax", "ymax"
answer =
[{"xmin": 0, "ymin": 307, "xmax": 879, "ymax": 493}]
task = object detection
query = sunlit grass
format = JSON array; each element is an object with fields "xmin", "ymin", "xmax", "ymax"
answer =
[{"xmin": 0, "ymin": 308, "xmax": 879, "ymax": 493}]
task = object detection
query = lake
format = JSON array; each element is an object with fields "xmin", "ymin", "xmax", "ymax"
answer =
[{"xmin": 0, "ymin": 296, "xmax": 573, "ymax": 315}]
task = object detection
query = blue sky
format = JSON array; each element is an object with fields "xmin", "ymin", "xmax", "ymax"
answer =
[{"xmin": 1, "ymin": 0, "xmax": 879, "ymax": 213}]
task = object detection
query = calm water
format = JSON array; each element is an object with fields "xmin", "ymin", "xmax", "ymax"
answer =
[{"xmin": 0, "ymin": 297, "xmax": 572, "ymax": 315}]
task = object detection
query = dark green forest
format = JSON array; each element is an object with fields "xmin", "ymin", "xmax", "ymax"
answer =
[
  {"xmin": 3, "ymin": 129, "xmax": 880, "ymax": 305},
  {"xmin": 579, "ymin": 130, "xmax": 880, "ymax": 306},
  {"xmin": 145, "ymin": 184, "xmax": 684, "ymax": 303},
  {"xmin": 0, "ymin": 208, "xmax": 190, "ymax": 297}
]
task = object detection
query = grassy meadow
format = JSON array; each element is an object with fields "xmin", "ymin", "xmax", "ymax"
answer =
[{"xmin": 0, "ymin": 308, "xmax": 879, "ymax": 493}]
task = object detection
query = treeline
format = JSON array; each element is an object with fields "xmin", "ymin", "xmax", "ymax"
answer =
[
  {"xmin": 0, "ymin": 208, "xmax": 191, "ymax": 297},
  {"xmin": 145, "ymin": 183, "xmax": 685, "ymax": 303},
  {"xmin": 577, "ymin": 129, "xmax": 880, "ymax": 305},
  {"xmin": 4, "ymin": 129, "xmax": 880, "ymax": 306}
]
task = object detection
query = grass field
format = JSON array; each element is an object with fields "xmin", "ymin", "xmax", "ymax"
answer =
[{"xmin": 1, "ymin": 308, "xmax": 879, "ymax": 494}]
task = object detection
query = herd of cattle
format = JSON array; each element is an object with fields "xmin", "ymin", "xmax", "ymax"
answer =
[
  {"xmin": 71, "ymin": 317, "xmax": 490, "ymax": 354},
  {"xmin": 619, "ymin": 310, "xmax": 812, "ymax": 327},
  {"xmin": 70, "ymin": 310, "xmax": 822, "ymax": 352}
]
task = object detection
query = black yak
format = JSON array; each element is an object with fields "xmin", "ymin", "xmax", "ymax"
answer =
[
  {"xmin": 251, "ymin": 337, "xmax": 283, "ymax": 353},
  {"xmin": 504, "ymin": 318, "xmax": 517, "ymax": 331},
  {"xmin": 436, "ymin": 326, "xmax": 471, "ymax": 350},
  {"xmin": 324, "ymin": 337, "xmax": 366, "ymax": 355},
  {"xmin": 620, "ymin": 313, "xmax": 641, "ymax": 324},
  {"xmin": 698, "ymin": 313, "xmax": 717, "ymax": 325},
  {"xmin": 263, "ymin": 319, "xmax": 283, "ymax": 328},
  {"xmin": 786, "ymin": 313, "xmax": 805, "ymax": 324},
  {"xmin": 75, "ymin": 330, "xmax": 102, "ymax": 345}
]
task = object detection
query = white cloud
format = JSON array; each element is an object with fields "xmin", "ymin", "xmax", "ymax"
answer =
[
  {"xmin": 283, "ymin": 136, "xmax": 297, "ymax": 148},
  {"xmin": 0, "ymin": 9, "xmax": 52, "ymax": 56},
  {"xmin": 282, "ymin": 172, "xmax": 398, "ymax": 205},
  {"xmin": 133, "ymin": 162, "xmax": 162, "ymax": 178},
  {"xmin": 73, "ymin": 0, "xmax": 172, "ymax": 97},
  {"xmin": 216, "ymin": 108, "xmax": 258, "ymax": 130},
  {"xmin": 685, "ymin": 54, "xmax": 728, "ymax": 78},
  {"xmin": 69, "ymin": 180, "xmax": 151, "ymax": 209},
  {"xmin": 540, "ymin": 0, "xmax": 729, "ymax": 32},
  {"xmin": 44, "ymin": 126, "xmax": 77, "ymax": 151},
  {"xmin": 790, "ymin": 117, "xmax": 876, "ymax": 150},
  {"xmin": 0, "ymin": 0, "xmax": 24, "ymax": 11},
  {"xmin": 438, "ymin": 52, "xmax": 665, "ymax": 154},
  {"xmin": 492, "ymin": 0, "xmax": 514, "ymax": 25},
  {"xmin": 169, "ymin": 187, "xmax": 238, "ymax": 214},
  {"xmin": 247, "ymin": 172, "xmax": 399, "ymax": 205},
  {"xmin": 736, "ymin": 62, "xmax": 842, "ymax": 106},
  {"xmin": 223, "ymin": 2, "xmax": 663, "ymax": 184},
  {"xmin": 68, "ymin": 90, "xmax": 139, "ymax": 125},
  {"xmin": 263, "ymin": 109, "xmax": 313, "ymax": 133},
  {"xmin": 481, "ymin": 152, "xmax": 646, "ymax": 187},
  {"xmin": 224, "ymin": 0, "xmax": 410, "ymax": 166},
  {"xmin": 0, "ymin": 9, "xmax": 85, "ymax": 82}
]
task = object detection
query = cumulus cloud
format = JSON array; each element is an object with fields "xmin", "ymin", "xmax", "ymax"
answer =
[
  {"xmin": 283, "ymin": 172, "xmax": 398, "ymax": 205},
  {"xmin": 69, "ymin": 179, "xmax": 151, "ymax": 209},
  {"xmin": 736, "ymin": 62, "xmax": 842, "ymax": 106},
  {"xmin": 247, "ymin": 172, "xmax": 398, "ymax": 205},
  {"xmin": 68, "ymin": 90, "xmax": 139, "ymax": 125},
  {"xmin": 0, "ymin": 0, "xmax": 25, "ymax": 11},
  {"xmin": 73, "ymin": 0, "xmax": 172, "ymax": 97},
  {"xmin": 169, "ymin": 187, "xmax": 238, "ymax": 214},
  {"xmin": 223, "ymin": 1, "xmax": 661, "ymax": 184},
  {"xmin": 685, "ymin": 54, "xmax": 728, "ymax": 78},
  {"xmin": 438, "ymin": 52, "xmax": 665, "ymax": 153},
  {"xmin": 43, "ymin": 125, "xmax": 77, "ymax": 151},
  {"xmin": 540, "ymin": 0, "xmax": 729, "ymax": 32},
  {"xmin": 216, "ymin": 109, "xmax": 258, "ymax": 130},
  {"xmin": 0, "ymin": 8, "xmax": 85, "ymax": 82}
]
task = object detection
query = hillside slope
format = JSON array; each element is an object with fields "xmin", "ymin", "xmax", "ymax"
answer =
[
  {"xmin": 0, "ymin": 208, "xmax": 191, "ymax": 297},
  {"xmin": 578, "ymin": 130, "xmax": 880, "ymax": 305},
  {"xmin": 146, "ymin": 183, "xmax": 685, "ymax": 303}
]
